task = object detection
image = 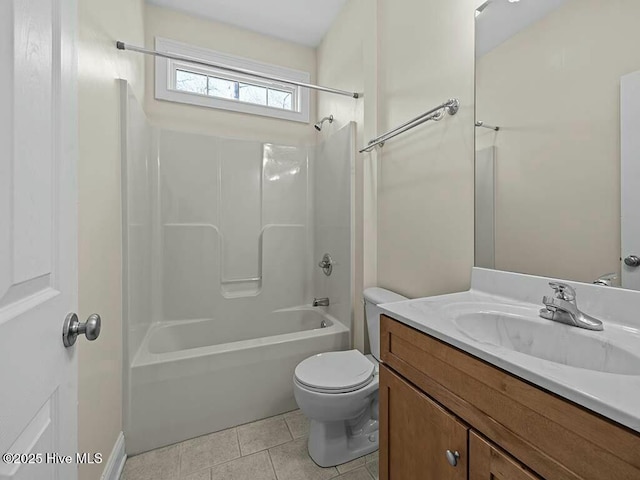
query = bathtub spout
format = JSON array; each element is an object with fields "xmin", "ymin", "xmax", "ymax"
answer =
[{"xmin": 313, "ymin": 297, "xmax": 330, "ymax": 307}]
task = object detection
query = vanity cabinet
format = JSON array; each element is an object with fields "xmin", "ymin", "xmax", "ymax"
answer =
[
  {"xmin": 379, "ymin": 315, "xmax": 640, "ymax": 480},
  {"xmin": 380, "ymin": 365, "xmax": 467, "ymax": 480},
  {"xmin": 380, "ymin": 365, "xmax": 537, "ymax": 480}
]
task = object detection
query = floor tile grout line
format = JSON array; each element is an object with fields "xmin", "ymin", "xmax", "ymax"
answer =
[
  {"xmin": 240, "ymin": 436, "xmax": 294, "ymax": 459},
  {"xmin": 180, "ymin": 466, "xmax": 212, "ymax": 480},
  {"xmin": 266, "ymin": 448, "xmax": 279, "ymax": 480},
  {"xmin": 283, "ymin": 416, "xmax": 295, "ymax": 439},
  {"xmin": 329, "ymin": 466, "xmax": 375, "ymax": 480},
  {"xmin": 236, "ymin": 411, "xmax": 289, "ymax": 433},
  {"xmin": 233, "ymin": 427, "xmax": 245, "ymax": 457},
  {"xmin": 180, "ymin": 429, "xmax": 242, "ymax": 477},
  {"xmin": 135, "ymin": 426, "xmax": 242, "ymax": 478},
  {"xmin": 365, "ymin": 461, "xmax": 378, "ymax": 480},
  {"xmin": 238, "ymin": 417, "xmax": 294, "ymax": 457},
  {"xmin": 188, "ymin": 450, "xmax": 274, "ymax": 479},
  {"xmin": 238, "ymin": 414, "xmax": 296, "ymax": 457}
]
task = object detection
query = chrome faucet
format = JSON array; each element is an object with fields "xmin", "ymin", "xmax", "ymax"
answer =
[
  {"xmin": 539, "ymin": 282, "xmax": 603, "ymax": 331},
  {"xmin": 313, "ymin": 297, "xmax": 330, "ymax": 307}
]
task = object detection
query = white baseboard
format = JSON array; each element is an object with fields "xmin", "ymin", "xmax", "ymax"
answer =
[{"xmin": 101, "ymin": 432, "xmax": 127, "ymax": 480}]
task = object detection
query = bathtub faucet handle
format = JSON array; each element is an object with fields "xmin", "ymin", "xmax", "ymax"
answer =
[{"xmin": 318, "ymin": 253, "xmax": 333, "ymax": 276}]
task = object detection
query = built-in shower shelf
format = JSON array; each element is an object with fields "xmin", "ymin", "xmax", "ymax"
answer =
[{"xmin": 220, "ymin": 278, "xmax": 262, "ymax": 298}]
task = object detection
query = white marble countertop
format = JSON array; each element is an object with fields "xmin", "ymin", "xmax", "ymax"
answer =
[{"xmin": 379, "ymin": 268, "xmax": 640, "ymax": 433}]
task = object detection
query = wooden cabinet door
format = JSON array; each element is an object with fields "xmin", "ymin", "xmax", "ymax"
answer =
[
  {"xmin": 380, "ymin": 365, "xmax": 468, "ymax": 480},
  {"xmin": 470, "ymin": 432, "xmax": 542, "ymax": 480}
]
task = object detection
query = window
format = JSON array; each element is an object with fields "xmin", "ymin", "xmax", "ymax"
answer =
[
  {"xmin": 155, "ymin": 38, "xmax": 310, "ymax": 123},
  {"xmin": 174, "ymin": 68, "xmax": 295, "ymax": 111}
]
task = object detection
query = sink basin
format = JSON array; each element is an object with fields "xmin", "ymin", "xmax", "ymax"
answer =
[{"xmin": 454, "ymin": 311, "xmax": 640, "ymax": 375}]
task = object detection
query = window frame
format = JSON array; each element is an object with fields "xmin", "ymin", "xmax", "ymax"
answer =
[{"xmin": 155, "ymin": 37, "xmax": 310, "ymax": 123}]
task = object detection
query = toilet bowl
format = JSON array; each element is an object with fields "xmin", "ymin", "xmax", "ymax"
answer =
[{"xmin": 293, "ymin": 288, "xmax": 407, "ymax": 467}]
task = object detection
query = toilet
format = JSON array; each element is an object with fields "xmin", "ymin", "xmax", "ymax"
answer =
[{"xmin": 293, "ymin": 287, "xmax": 407, "ymax": 467}]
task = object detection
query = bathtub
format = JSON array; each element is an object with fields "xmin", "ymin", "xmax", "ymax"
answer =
[{"xmin": 125, "ymin": 307, "xmax": 350, "ymax": 454}]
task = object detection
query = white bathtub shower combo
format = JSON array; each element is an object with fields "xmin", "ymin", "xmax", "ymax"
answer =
[{"xmin": 121, "ymin": 82, "xmax": 355, "ymax": 454}]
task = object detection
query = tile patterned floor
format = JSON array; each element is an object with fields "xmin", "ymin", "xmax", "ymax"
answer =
[{"xmin": 121, "ymin": 410, "xmax": 379, "ymax": 480}]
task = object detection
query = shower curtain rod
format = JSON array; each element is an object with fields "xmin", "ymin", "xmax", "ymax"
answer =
[{"xmin": 116, "ymin": 42, "xmax": 360, "ymax": 99}]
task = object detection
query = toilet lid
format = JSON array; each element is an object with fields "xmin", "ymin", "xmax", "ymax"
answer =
[{"xmin": 295, "ymin": 350, "xmax": 375, "ymax": 394}]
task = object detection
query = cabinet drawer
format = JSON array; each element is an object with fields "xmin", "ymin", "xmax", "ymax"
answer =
[
  {"xmin": 380, "ymin": 365, "xmax": 468, "ymax": 480},
  {"xmin": 380, "ymin": 315, "xmax": 640, "ymax": 480}
]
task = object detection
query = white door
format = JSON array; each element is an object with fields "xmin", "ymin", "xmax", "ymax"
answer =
[
  {"xmin": 621, "ymin": 71, "xmax": 640, "ymax": 291},
  {"xmin": 0, "ymin": 0, "xmax": 79, "ymax": 479}
]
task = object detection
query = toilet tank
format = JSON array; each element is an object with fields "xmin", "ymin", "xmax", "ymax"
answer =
[{"xmin": 363, "ymin": 288, "xmax": 408, "ymax": 361}]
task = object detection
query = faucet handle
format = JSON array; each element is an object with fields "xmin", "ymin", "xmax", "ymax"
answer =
[{"xmin": 548, "ymin": 282, "xmax": 576, "ymax": 302}]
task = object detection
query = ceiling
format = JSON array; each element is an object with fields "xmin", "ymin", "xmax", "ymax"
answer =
[
  {"xmin": 476, "ymin": 0, "xmax": 569, "ymax": 57},
  {"xmin": 146, "ymin": 0, "xmax": 349, "ymax": 47}
]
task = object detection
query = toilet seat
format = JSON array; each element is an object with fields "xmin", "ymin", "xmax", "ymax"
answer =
[{"xmin": 294, "ymin": 350, "xmax": 375, "ymax": 394}]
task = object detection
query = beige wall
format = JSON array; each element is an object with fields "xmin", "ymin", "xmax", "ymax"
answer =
[
  {"xmin": 144, "ymin": 4, "xmax": 317, "ymax": 145},
  {"xmin": 317, "ymin": 0, "xmax": 476, "ymax": 338},
  {"xmin": 316, "ymin": 0, "xmax": 378, "ymax": 352},
  {"xmin": 377, "ymin": 0, "xmax": 476, "ymax": 298},
  {"xmin": 77, "ymin": 0, "xmax": 145, "ymax": 478},
  {"xmin": 477, "ymin": 0, "xmax": 640, "ymax": 283}
]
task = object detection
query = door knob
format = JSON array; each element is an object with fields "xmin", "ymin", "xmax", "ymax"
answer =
[
  {"xmin": 445, "ymin": 449, "xmax": 460, "ymax": 467},
  {"xmin": 62, "ymin": 313, "xmax": 101, "ymax": 348},
  {"xmin": 624, "ymin": 255, "xmax": 640, "ymax": 267}
]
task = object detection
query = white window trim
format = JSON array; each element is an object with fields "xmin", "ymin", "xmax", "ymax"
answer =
[{"xmin": 154, "ymin": 37, "xmax": 310, "ymax": 123}]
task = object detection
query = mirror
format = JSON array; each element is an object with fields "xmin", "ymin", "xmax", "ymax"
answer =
[{"xmin": 475, "ymin": 0, "xmax": 640, "ymax": 289}]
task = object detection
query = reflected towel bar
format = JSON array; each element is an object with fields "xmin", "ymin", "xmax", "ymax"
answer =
[
  {"xmin": 116, "ymin": 41, "xmax": 360, "ymax": 99},
  {"xmin": 359, "ymin": 99, "xmax": 460, "ymax": 153}
]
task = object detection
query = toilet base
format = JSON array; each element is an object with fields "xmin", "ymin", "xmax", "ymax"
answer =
[{"xmin": 307, "ymin": 418, "xmax": 379, "ymax": 467}]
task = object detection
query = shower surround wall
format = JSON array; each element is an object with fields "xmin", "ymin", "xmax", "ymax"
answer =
[
  {"xmin": 121, "ymin": 81, "xmax": 154, "ymax": 377},
  {"xmin": 121, "ymin": 84, "xmax": 354, "ymax": 454},
  {"xmin": 313, "ymin": 127, "xmax": 356, "ymax": 331},
  {"xmin": 159, "ymin": 130, "xmax": 310, "ymax": 312}
]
